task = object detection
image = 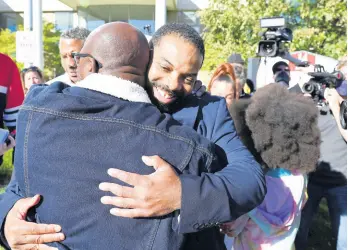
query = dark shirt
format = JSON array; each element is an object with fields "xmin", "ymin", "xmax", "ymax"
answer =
[
  {"xmin": 289, "ymin": 83, "xmax": 303, "ymax": 94},
  {"xmin": 309, "ymin": 111, "xmax": 347, "ymax": 186}
]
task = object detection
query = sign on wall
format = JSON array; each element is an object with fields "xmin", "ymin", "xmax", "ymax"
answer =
[{"xmin": 16, "ymin": 31, "xmax": 36, "ymax": 64}]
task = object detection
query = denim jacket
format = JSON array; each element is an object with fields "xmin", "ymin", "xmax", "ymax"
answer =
[{"xmin": 13, "ymin": 74, "xmax": 221, "ymax": 250}]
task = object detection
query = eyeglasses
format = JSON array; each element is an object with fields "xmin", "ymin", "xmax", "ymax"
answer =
[
  {"xmin": 72, "ymin": 52, "xmax": 103, "ymax": 70},
  {"xmin": 21, "ymin": 66, "xmax": 40, "ymax": 74}
]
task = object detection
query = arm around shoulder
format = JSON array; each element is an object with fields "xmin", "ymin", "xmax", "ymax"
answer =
[{"xmin": 178, "ymin": 98, "xmax": 266, "ymax": 233}]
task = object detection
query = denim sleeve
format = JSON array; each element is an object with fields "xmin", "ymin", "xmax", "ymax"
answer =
[
  {"xmin": 0, "ymin": 171, "xmax": 24, "ymax": 249},
  {"xmin": 178, "ymin": 98, "xmax": 266, "ymax": 233}
]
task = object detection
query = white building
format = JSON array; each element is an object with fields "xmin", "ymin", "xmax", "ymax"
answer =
[{"xmin": 0, "ymin": 0, "xmax": 209, "ymax": 34}]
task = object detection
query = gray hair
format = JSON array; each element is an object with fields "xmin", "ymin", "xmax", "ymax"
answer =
[
  {"xmin": 232, "ymin": 63, "xmax": 246, "ymax": 85},
  {"xmin": 60, "ymin": 27, "xmax": 90, "ymax": 41}
]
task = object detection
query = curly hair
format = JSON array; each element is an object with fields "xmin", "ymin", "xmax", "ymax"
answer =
[
  {"xmin": 208, "ymin": 63, "xmax": 240, "ymax": 99},
  {"xmin": 244, "ymin": 84, "xmax": 321, "ymax": 173}
]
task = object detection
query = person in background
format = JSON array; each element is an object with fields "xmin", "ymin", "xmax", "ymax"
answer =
[
  {"xmin": 227, "ymin": 53, "xmax": 253, "ymax": 98},
  {"xmin": 227, "ymin": 53, "xmax": 245, "ymax": 66},
  {"xmin": 20, "ymin": 66, "xmax": 44, "ymax": 94},
  {"xmin": 272, "ymin": 61, "xmax": 304, "ymax": 94},
  {"xmin": 46, "ymin": 27, "xmax": 90, "ymax": 85},
  {"xmin": 243, "ymin": 79, "xmax": 255, "ymax": 96},
  {"xmin": 231, "ymin": 63, "xmax": 251, "ymax": 99},
  {"xmin": 222, "ymin": 83, "xmax": 320, "ymax": 249},
  {"xmin": 295, "ymin": 56, "xmax": 347, "ymax": 250},
  {"xmin": 0, "ymin": 53, "xmax": 25, "ymax": 165},
  {"xmin": 272, "ymin": 61, "xmax": 291, "ymax": 88},
  {"xmin": 208, "ymin": 63, "xmax": 240, "ymax": 106}
]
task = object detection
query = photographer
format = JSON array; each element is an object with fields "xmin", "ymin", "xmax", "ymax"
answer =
[{"xmin": 295, "ymin": 57, "xmax": 347, "ymax": 250}]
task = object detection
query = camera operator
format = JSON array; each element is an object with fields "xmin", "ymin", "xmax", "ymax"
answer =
[
  {"xmin": 295, "ymin": 57, "xmax": 347, "ymax": 250},
  {"xmin": 272, "ymin": 61, "xmax": 303, "ymax": 93}
]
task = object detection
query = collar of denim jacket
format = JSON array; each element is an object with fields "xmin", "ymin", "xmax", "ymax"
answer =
[{"xmin": 75, "ymin": 73, "xmax": 151, "ymax": 104}]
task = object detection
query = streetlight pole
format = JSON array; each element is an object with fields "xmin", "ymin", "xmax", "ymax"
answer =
[{"xmin": 32, "ymin": 0, "xmax": 44, "ymax": 70}]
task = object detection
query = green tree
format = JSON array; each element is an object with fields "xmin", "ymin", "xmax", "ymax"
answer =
[
  {"xmin": 43, "ymin": 22, "xmax": 63, "ymax": 80},
  {"xmin": 199, "ymin": 0, "xmax": 347, "ymax": 71},
  {"xmin": 0, "ymin": 28, "xmax": 24, "ymax": 69},
  {"xmin": 0, "ymin": 22, "xmax": 62, "ymax": 81}
]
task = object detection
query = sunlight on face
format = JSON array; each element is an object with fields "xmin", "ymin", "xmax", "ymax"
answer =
[
  {"xmin": 147, "ymin": 35, "xmax": 203, "ymax": 112},
  {"xmin": 24, "ymin": 71, "xmax": 43, "ymax": 92},
  {"xmin": 210, "ymin": 79, "xmax": 236, "ymax": 107}
]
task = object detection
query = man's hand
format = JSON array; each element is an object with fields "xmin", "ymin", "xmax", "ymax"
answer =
[
  {"xmin": 99, "ymin": 155, "xmax": 181, "ymax": 218},
  {"xmin": 4, "ymin": 195, "xmax": 64, "ymax": 250},
  {"xmin": 192, "ymin": 80, "xmax": 206, "ymax": 97},
  {"xmin": 0, "ymin": 135, "xmax": 15, "ymax": 156}
]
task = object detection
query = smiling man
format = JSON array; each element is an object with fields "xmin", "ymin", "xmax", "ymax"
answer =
[
  {"xmin": 1, "ymin": 23, "xmax": 265, "ymax": 250},
  {"xmin": 98, "ymin": 24, "xmax": 266, "ymax": 249},
  {"xmin": 146, "ymin": 32, "xmax": 202, "ymax": 113}
]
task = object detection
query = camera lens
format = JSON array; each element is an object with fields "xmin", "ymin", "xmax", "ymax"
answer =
[
  {"xmin": 302, "ymin": 82, "xmax": 316, "ymax": 94},
  {"xmin": 258, "ymin": 41, "xmax": 277, "ymax": 57}
]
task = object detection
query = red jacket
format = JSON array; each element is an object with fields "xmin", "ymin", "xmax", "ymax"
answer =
[{"xmin": 0, "ymin": 53, "xmax": 25, "ymax": 131}]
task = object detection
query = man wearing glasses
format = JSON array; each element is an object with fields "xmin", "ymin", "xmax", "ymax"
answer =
[{"xmin": 46, "ymin": 27, "xmax": 90, "ymax": 86}]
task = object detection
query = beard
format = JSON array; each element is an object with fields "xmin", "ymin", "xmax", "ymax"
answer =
[{"xmin": 146, "ymin": 80, "xmax": 187, "ymax": 114}]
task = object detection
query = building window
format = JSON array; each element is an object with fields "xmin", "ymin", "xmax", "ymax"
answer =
[
  {"xmin": 77, "ymin": 5, "xmax": 155, "ymax": 35},
  {"xmin": 167, "ymin": 11, "xmax": 202, "ymax": 33},
  {"xmin": 55, "ymin": 12, "xmax": 73, "ymax": 31},
  {"xmin": 0, "ymin": 13, "xmax": 23, "ymax": 32}
]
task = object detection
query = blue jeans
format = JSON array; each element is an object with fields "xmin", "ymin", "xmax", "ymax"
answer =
[{"xmin": 295, "ymin": 182, "xmax": 347, "ymax": 250}]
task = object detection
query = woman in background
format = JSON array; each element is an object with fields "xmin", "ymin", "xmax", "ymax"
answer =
[
  {"xmin": 21, "ymin": 66, "xmax": 44, "ymax": 94},
  {"xmin": 208, "ymin": 63, "xmax": 240, "ymax": 106}
]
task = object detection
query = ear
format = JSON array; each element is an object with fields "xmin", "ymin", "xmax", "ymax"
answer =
[{"xmin": 87, "ymin": 58, "xmax": 97, "ymax": 73}]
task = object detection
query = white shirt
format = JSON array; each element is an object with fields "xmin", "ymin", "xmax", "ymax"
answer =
[{"xmin": 46, "ymin": 73, "xmax": 73, "ymax": 86}]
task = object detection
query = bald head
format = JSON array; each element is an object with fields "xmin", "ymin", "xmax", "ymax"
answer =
[{"xmin": 77, "ymin": 22, "xmax": 150, "ymax": 87}]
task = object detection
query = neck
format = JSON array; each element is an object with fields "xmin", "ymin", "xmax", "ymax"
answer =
[{"xmin": 100, "ymin": 69, "xmax": 145, "ymax": 88}]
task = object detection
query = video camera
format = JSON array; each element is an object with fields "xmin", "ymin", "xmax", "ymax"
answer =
[
  {"xmin": 257, "ymin": 16, "xmax": 347, "ymax": 129},
  {"xmin": 302, "ymin": 65, "xmax": 345, "ymax": 100},
  {"xmin": 257, "ymin": 17, "xmax": 293, "ymax": 58}
]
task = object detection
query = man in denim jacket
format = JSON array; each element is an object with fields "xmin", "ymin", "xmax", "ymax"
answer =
[
  {"xmin": 3, "ymin": 22, "xmax": 222, "ymax": 250},
  {"xmin": 1, "ymin": 23, "xmax": 265, "ymax": 250}
]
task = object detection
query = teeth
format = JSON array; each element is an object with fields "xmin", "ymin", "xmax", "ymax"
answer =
[{"xmin": 157, "ymin": 87, "xmax": 173, "ymax": 99}]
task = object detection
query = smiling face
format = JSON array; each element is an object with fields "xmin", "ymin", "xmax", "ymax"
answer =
[{"xmin": 147, "ymin": 34, "xmax": 203, "ymax": 113}]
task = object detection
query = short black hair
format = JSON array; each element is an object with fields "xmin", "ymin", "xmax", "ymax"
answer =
[
  {"xmin": 272, "ymin": 61, "xmax": 289, "ymax": 74},
  {"xmin": 149, "ymin": 23, "xmax": 205, "ymax": 62}
]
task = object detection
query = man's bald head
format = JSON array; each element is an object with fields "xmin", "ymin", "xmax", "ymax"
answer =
[{"xmin": 77, "ymin": 22, "xmax": 150, "ymax": 87}]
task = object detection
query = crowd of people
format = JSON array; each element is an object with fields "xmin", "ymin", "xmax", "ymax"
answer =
[{"xmin": 0, "ymin": 22, "xmax": 346, "ymax": 250}]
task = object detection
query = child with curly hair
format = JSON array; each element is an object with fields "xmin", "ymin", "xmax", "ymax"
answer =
[{"xmin": 222, "ymin": 83, "xmax": 321, "ymax": 250}]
